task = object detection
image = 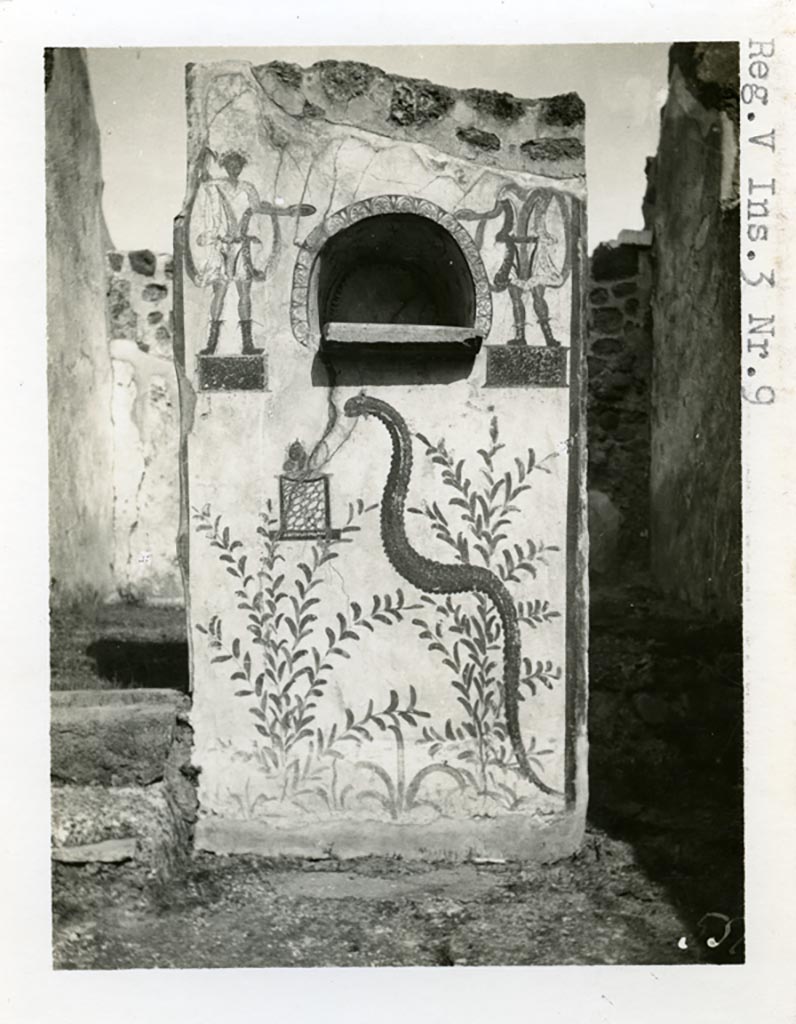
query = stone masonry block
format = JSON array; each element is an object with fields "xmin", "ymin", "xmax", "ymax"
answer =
[{"xmin": 51, "ymin": 690, "xmax": 183, "ymax": 786}]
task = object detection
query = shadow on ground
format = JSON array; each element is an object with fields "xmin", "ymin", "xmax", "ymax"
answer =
[
  {"xmin": 587, "ymin": 579, "xmax": 744, "ymax": 963},
  {"xmin": 84, "ymin": 638, "xmax": 189, "ymax": 691},
  {"xmin": 51, "ymin": 602, "xmax": 189, "ymax": 692}
]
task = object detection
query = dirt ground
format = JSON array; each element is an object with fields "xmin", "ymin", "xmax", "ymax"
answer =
[
  {"xmin": 52, "ymin": 831, "xmax": 700, "ymax": 966},
  {"xmin": 50, "ymin": 579, "xmax": 744, "ymax": 968},
  {"xmin": 53, "ymin": 833, "xmax": 698, "ymax": 968}
]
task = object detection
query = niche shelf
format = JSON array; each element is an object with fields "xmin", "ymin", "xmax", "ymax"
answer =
[{"xmin": 321, "ymin": 321, "xmax": 482, "ymax": 359}]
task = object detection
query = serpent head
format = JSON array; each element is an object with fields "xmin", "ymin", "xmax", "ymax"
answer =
[
  {"xmin": 343, "ymin": 393, "xmax": 370, "ymax": 419},
  {"xmin": 346, "ymin": 391, "xmax": 396, "ymax": 417},
  {"xmin": 344, "ymin": 394, "xmax": 405, "ymax": 429}
]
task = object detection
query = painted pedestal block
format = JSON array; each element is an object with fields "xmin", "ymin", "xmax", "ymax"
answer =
[{"xmin": 176, "ymin": 60, "xmax": 588, "ymax": 861}]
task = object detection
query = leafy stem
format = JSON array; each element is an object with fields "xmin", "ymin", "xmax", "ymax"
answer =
[
  {"xmin": 194, "ymin": 499, "xmax": 424, "ymax": 801},
  {"xmin": 409, "ymin": 416, "xmax": 563, "ymax": 792}
]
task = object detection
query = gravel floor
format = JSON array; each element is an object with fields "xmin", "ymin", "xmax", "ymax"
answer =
[{"xmin": 52, "ymin": 829, "xmax": 697, "ymax": 969}]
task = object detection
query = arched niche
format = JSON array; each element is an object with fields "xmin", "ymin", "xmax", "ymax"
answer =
[
  {"xmin": 290, "ymin": 195, "xmax": 493, "ymax": 353},
  {"xmin": 318, "ymin": 212, "xmax": 475, "ymax": 328}
]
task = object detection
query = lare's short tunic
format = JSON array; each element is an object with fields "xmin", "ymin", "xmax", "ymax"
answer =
[
  {"xmin": 461, "ymin": 185, "xmax": 572, "ymax": 297},
  {"xmin": 496, "ymin": 185, "xmax": 571, "ymax": 293},
  {"xmin": 194, "ymin": 179, "xmax": 261, "ymax": 287}
]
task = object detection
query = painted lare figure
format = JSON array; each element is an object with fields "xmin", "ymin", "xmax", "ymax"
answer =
[
  {"xmin": 457, "ymin": 184, "xmax": 572, "ymax": 347},
  {"xmin": 189, "ymin": 150, "xmax": 315, "ymax": 355}
]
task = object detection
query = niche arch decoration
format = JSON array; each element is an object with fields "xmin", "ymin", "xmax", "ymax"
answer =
[{"xmin": 289, "ymin": 194, "xmax": 493, "ymax": 347}]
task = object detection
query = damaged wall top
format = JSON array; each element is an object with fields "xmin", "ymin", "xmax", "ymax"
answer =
[{"xmin": 184, "ymin": 59, "xmax": 585, "ymax": 187}]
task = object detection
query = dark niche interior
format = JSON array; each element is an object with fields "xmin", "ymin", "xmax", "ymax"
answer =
[
  {"xmin": 318, "ymin": 213, "xmax": 475, "ymax": 327},
  {"xmin": 313, "ymin": 212, "xmax": 481, "ymax": 386}
]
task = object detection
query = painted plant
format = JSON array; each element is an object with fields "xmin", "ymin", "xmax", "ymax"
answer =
[
  {"xmin": 407, "ymin": 415, "xmax": 563, "ymax": 809},
  {"xmin": 193, "ymin": 499, "xmax": 465, "ymax": 818},
  {"xmin": 194, "ymin": 416, "xmax": 563, "ymax": 820}
]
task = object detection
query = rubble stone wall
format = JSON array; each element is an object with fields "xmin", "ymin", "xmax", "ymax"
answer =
[
  {"xmin": 648, "ymin": 43, "xmax": 741, "ymax": 619},
  {"xmin": 587, "ymin": 241, "xmax": 652, "ymax": 577}
]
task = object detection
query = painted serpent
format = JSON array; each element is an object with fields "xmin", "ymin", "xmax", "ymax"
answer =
[{"xmin": 344, "ymin": 393, "xmax": 560, "ymax": 796}]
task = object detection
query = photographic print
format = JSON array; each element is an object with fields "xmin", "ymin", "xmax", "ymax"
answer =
[{"xmin": 45, "ymin": 41, "xmax": 744, "ymax": 970}]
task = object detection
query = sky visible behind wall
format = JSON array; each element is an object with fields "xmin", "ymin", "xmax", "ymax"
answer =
[{"xmin": 87, "ymin": 44, "xmax": 669, "ymax": 254}]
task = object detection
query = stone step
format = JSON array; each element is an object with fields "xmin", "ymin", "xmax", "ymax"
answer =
[
  {"xmin": 51, "ymin": 784, "xmax": 181, "ymax": 875},
  {"xmin": 51, "ymin": 688, "xmax": 188, "ymax": 786},
  {"xmin": 52, "ymin": 838, "xmax": 138, "ymax": 864},
  {"xmin": 51, "ymin": 687, "xmax": 185, "ymax": 708}
]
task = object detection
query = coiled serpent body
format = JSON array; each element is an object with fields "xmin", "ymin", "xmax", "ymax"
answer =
[{"xmin": 344, "ymin": 394, "xmax": 559, "ymax": 796}]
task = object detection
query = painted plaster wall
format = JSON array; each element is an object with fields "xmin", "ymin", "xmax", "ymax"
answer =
[
  {"xmin": 46, "ymin": 48, "xmax": 115, "ymax": 601},
  {"xmin": 648, "ymin": 44, "xmax": 741, "ymax": 619},
  {"xmin": 179, "ymin": 62, "xmax": 588, "ymax": 860},
  {"xmin": 106, "ymin": 251, "xmax": 183, "ymax": 603}
]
